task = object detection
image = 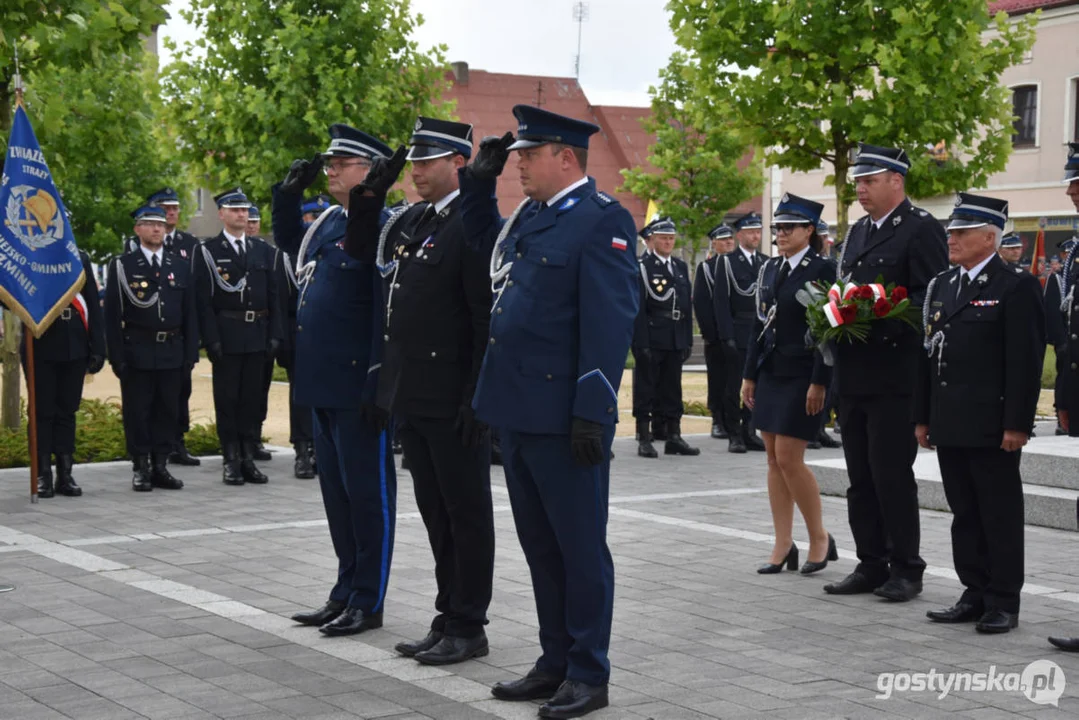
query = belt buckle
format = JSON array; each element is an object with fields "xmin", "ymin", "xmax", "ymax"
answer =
[
  {"xmin": 61, "ymin": 308, "xmax": 72, "ymax": 320},
  {"xmin": 155, "ymin": 331, "xmax": 168, "ymax": 343},
  {"xmin": 672, "ymin": 309, "xmax": 682, "ymax": 321},
  {"xmin": 244, "ymin": 310, "xmax": 256, "ymax": 322}
]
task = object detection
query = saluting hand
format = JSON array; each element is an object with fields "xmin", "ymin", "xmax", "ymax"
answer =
[
  {"xmin": 281, "ymin": 153, "xmax": 324, "ymax": 193},
  {"xmin": 740, "ymin": 379, "xmax": 756, "ymax": 410},
  {"xmin": 357, "ymin": 145, "xmax": 408, "ymax": 197},
  {"xmin": 914, "ymin": 423, "xmax": 934, "ymax": 450},
  {"xmin": 467, "ymin": 132, "xmax": 515, "ymax": 180},
  {"xmin": 1000, "ymin": 429, "xmax": 1029, "ymax": 453}
]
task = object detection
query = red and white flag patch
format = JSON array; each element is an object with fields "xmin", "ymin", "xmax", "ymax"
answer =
[{"xmin": 611, "ymin": 237, "xmax": 628, "ymax": 251}]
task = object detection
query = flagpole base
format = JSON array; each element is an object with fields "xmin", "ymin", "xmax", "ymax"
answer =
[{"xmin": 31, "ymin": 493, "xmax": 38, "ymax": 504}]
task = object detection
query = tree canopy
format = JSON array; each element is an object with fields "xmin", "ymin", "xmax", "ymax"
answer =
[{"xmin": 667, "ymin": 0, "xmax": 1038, "ymax": 237}]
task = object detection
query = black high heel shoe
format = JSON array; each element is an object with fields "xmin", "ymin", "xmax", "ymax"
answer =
[
  {"xmin": 800, "ymin": 534, "xmax": 838, "ymax": 575},
  {"xmin": 758, "ymin": 544, "xmax": 798, "ymax": 574}
]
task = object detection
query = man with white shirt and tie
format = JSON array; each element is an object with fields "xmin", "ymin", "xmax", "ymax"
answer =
[
  {"xmin": 105, "ymin": 204, "xmax": 199, "ymax": 491},
  {"xmin": 195, "ymin": 188, "xmax": 284, "ymax": 486}
]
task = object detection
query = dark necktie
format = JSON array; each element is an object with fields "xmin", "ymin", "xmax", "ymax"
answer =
[
  {"xmin": 151, "ymin": 254, "xmax": 160, "ymax": 277},
  {"xmin": 165, "ymin": 233, "xmax": 174, "ymax": 252},
  {"xmin": 236, "ymin": 240, "xmax": 245, "ymax": 259},
  {"xmin": 776, "ymin": 261, "xmax": 790, "ymax": 289},
  {"xmin": 867, "ymin": 222, "xmax": 878, "ymax": 244},
  {"xmin": 958, "ymin": 272, "xmax": 970, "ymax": 299}
]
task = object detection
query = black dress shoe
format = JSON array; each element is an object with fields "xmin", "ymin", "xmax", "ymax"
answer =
[
  {"xmin": 727, "ymin": 436, "xmax": 747, "ymax": 454},
  {"xmin": 976, "ymin": 610, "xmax": 1018, "ymax": 634},
  {"xmin": 744, "ymin": 432, "xmax": 766, "ymax": 451},
  {"xmin": 758, "ymin": 544, "xmax": 798, "ymax": 574},
  {"xmin": 319, "ymin": 607, "xmax": 383, "ymax": 636},
  {"xmin": 823, "ymin": 571, "xmax": 879, "ymax": 595},
  {"xmin": 1048, "ymin": 635, "xmax": 1079, "ymax": 651},
  {"xmin": 538, "ymin": 680, "xmax": 609, "ymax": 719},
  {"xmin": 292, "ymin": 600, "xmax": 346, "ymax": 626},
  {"xmin": 873, "ymin": 577, "xmax": 923, "ymax": 602},
  {"xmin": 664, "ymin": 435, "xmax": 700, "ymax": 456},
  {"xmin": 816, "ymin": 430, "xmax": 842, "ymax": 448},
  {"xmin": 637, "ymin": 440, "xmax": 658, "ymax": 458},
  {"xmin": 252, "ymin": 442, "xmax": 272, "ymax": 461},
  {"xmin": 711, "ymin": 423, "xmax": 728, "ymax": 439},
  {"xmin": 800, "ymin": 534, "xmax": 838, "ymax": 575},
  {"xmin": 927, "ymin": 602, "xmax": 982, "ymax": 623},
  {"xmin": 169, "ymin": 443, "xmax": 202, "ymax": 466},
  {"xmin": 395, "ymin": 630, "xmax": 444, "ymax": 657},
  {"xmin": 415, "ymin": 633, "xmax": 489, "ymax": 665},
  {"xmin": 491, "ymin": 667, "xmax": 564, "ymax": 701}
]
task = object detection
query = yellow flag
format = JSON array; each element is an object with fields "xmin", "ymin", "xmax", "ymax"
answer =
[{"xmin": 645, "ymin": 199, "xmax": 659, "ymax": 224}]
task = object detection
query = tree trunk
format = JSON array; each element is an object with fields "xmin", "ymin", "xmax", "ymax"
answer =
[
  {"xmin": 833, "ymin": 147, "xmax": 854, "ymax": 246},
  {"xmin": 2, "ymin": 314, "xmax": 22, "ymax": 431}
]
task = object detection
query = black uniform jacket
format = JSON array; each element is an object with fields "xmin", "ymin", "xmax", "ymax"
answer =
[
  {"xmin": 713, "ymin": 248, "xmax": 767, "ymax": 350},
  {"xmin": 836, "ymin": 198, "xmax": 948, "ymax": 395},
  {"xmin": 633, "ymin": 252, "xmax": 693, "ymax": 352},
  {"xmin": 692, "ymin": 254, "xmax": 721, "ymax": 344},
  {"xmin": 744, "ymin": 248, "xmax": 835, "ymax": 386},
  {"xmin": 24, "ymin": 250, "xmax": 106, "ymax": 363},
  {"xmin": 350, "ymin": 194, "xmax": 493, "ymax": 420},
  {"xmin": 914, "ymin": 255, "xmax": 1045, "ymax": 447},
  {"xmin": 195, "ymin": 233, "xmax": 283, "ymax": 355},
  {"xmin": 104, "ymin": 249, "xmax": 199, "ymax": 371}
]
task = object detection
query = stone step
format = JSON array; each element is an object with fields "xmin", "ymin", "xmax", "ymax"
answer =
[
  {"xmin": 808, "ymin": 450, "xmax": 1079, "ymax": 532},
  {"xmin": 1008, "ymin": 435, "xmax": 1079, "ymax": 490}
]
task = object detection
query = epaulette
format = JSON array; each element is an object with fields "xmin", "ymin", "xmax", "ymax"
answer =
[
  {"xmin": 909, "ymin": 204, "xmax": 931, "ymax": 218},
  {"xmin": 592, "ymin": 191, "xmax": 618, "ymax": 207}
]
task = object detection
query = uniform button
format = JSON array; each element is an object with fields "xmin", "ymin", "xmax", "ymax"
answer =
[
  {"xmin": 351, "ymin": 360, "xmax": 357, "ymax": 366},
  {"xmin": 297, "ymin": 325, "xmax": 302, "ymax": 331},
  {"xmin": 940, "ymin": 381, "xmax": 947, "ymax": 387},
  {"xmin": 1073, "ymin": 363, "xmax": 1077, "ymax": 371},
  {"xmin": 944, "ymin": 324, "xmax": 950, "ymax": 329},
  {"xmin": 341, "ymin": 262, "xmax": 346, "ymax": 267},
  {"xmin": 516, "ymin": 252, "xmax": 523, "ymax": 259},
  {"xmin": 507, "ymin": 280, "xmax": 515, "ymax": 287},
  {"xmin": 1072, "ymin": 334, "xmax": 1077, "ymax": 340},
  {"xmin": 857, "ymin": 261, "xmax": 863, "ymax": 266},
  {"xmin": 607, "ymin": 407, "xmax": 614, "ymax": 414},
  {"xmin": 496, "ymin": 307, "xmax": 503, "ymax": 315},
  {"xmin": 546, "ymin": 373, "xmax": 552, "ymax": 380},
  {"xmin": 384, "ymin": 334, "xmax": 390, "ymax": 341},
  {"xmin": 489, "ymin": 338, "xmax": 496, "ymax": 345},
  {"xmin": 431, "ymin": 351, "xmax": 437, "ymax": 357},
  {"xmin": 940, "ymin": 362, "xmax": 947, "ymax": 368},
  {"xmin": 394, "ymin": 283, "xmax": 401, "ymax": 289},
  {"xmin": 541, "ymin": 257, "xmax": 548, "ymax": 264}
]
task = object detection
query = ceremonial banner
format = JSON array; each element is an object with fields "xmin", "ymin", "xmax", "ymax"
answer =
[
  {"xmin": 1031, "ymin": 227, "xmax": 1046, "ymax": 288},
  {"xmin": 0, "ymin": 103, "xmax": 84, "ymax": 338}
]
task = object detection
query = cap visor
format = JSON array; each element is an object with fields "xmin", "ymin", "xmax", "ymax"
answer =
[
  {"xmin": 1065, "ymin": 171, "xmax": 1079, "ymax": 184},
  {"xmin": 772, "ymin": 214, "xmax": 812, "ymax": 225},
  {"xmin": 155, "ymin": 200, "xmax": 180, "ymax": 206},
  {"xmin": 850, "ymin": 164, "xmax": 889, "ymax": 178},
  {"xmin": 220, "ymin": 202, "xmax": 251, "ymax": 209},
  {"xmin": 407, "ymin": 145, "xmax": 455, "ymax": 161},
  {"xmin": 946, "ymin": 218, "xmax": 988, "ymax": 231},
  {"xmin": 508, "ymin": 138, "xmax": 548, "ymax": 150}
]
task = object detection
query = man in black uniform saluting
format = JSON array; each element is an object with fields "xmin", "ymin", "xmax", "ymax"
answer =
[
  {"xmin": 196, "ymin": 187, "xmax": 283, "ymax": 486},
  {"xmin": 105, "ymin": 204, "xmax": 198, "ymax": 491},
  {"xmin": 916, "ymin": 193, "xmax": 1044, "ymax": 634},
  {"xmin": 347, "ymin": 117, "xmax": 497, "ymax": 665},
  {"xmin": 825, "ymin": 143, "xmax": 948, "ymax": 601}
]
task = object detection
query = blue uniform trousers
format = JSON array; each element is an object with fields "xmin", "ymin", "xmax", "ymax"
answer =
[
  {"xmin": 502, "ymin": 427, "xmax": 615, "ymax": 686},
  {"xmin": 314, "ymin": 407, "xmax": 396, "ymax": 613}
]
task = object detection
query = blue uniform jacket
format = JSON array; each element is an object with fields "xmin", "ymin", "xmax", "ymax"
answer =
[
  {"xmin": 744, "ymin": 249, "xmax": 834, "ymax": 387},
  {"xmin": 458, "ymin": 172, "xmax": 639, "ymax": 435},
  {"xmin": 271, "ymin": 183, "xmax": 386, "ymax": 410}
]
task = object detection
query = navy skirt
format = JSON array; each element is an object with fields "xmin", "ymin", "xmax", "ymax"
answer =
[{"xmin": 753, "ymin": 361, "xmax": 823, "ymax": 442}]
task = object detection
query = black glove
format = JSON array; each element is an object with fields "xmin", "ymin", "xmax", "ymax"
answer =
[
  {"xmin": 268, "ymin": 338, "xmax": 281, "ymax": 358},
  {"xmin": 361, "ymin": 402, "xmax": 390, "ymax": 434},
  {"xmin": 86, "ymin": 354, "xmax": 105, "ymax": 374},
  {"xmin": 280, "ymin": 153, "xmax": 324, "ymax": 194},
  {"xmin": 681, "ymin": 347, "xmax": 692, "ymax": 363},
  {"xmin": 357, "ymin": 145, "xmax": 408, "ymax": 197},
  {"xmin": 454, "ymin": 405, "xmax": 489, "ymax": 448},
  {"xmin": 207, "ymin": 342, "xmax": 223, "ymax": 364},
  {"xmin": 466, "ymin": 132, "xmax": 515, "ymax": 180},
  {"xmin": 570, "ymin": 418, "xmax": 605, "ymax": 467}
]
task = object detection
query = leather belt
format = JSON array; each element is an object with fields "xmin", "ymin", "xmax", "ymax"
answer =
[
  {"xmin": 128, "ymin": 327, "xmax": 180, "ymax": 343},
  {"xmin": 220, "ymin": 309, "xmax": 268, "ymax": 322},
  {"xmin": 60, "ymin": 308, "xmax": 73, "ymax": 320},
  {"xmin": 652, "ymin": 310, "xmax": 683, "ymax": 320}
]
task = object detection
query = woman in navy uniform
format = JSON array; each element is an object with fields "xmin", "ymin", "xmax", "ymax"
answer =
[{"xmin": 741, "ymin": 194, "xmax": 838, "ymax": 575}]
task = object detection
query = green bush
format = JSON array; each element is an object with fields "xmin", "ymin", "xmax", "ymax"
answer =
[
  {"xmin": 0, "ymin": 398, "xmax": 220, "ymax": 469},
  {"xmin": 684, "ymin": 400, "xmax": 709, "ymax": 416},
  {"xmin": 1044, "ymin": 346, "xmax": 1056, "ymax": 390}
]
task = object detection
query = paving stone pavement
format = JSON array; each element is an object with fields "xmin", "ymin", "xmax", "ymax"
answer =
[{"xmin": 3, "ymin": 431, "xmax": 1079, "ymax": 719}]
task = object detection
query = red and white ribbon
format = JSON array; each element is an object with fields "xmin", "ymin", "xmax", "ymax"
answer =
[
  {"xmin": 867, "ymin": 283, "xmax": 886, "ymax": 301},
  {"xmin": 823, "ymin": 300, "xmax": 845, "ymax": 328},
  {"xmin": 827, "ymin": 283, "xmax": 843, "ymax": 302}
]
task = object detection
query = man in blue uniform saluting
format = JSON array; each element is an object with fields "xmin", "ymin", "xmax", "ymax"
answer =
[
  {"xmin": 458, "ymin": 106, "xmax": 639, "ymax": 719},
  {"xmin": 272, "ymin": 124, "xmax": 396, "ymax": 637}
]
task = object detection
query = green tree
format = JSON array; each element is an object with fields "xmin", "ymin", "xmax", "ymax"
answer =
[
  {"xmin": 161, "ymin": 0, "xmax": 451, "ymax": 209},
  {"xmin": 622, "ymin": 52, "xmax": 764, "ymax": 264},
  {"xmin": 667, "ymin": 0, "xmax": 1038, "ymax": 240},
  {"xmin": 1, "ymin": 0, "xmax": 170, "ymax": 431}
]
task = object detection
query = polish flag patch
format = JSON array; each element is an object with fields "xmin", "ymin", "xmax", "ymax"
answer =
[{"xmin": 611, "ymin": 237, "xmax": 628, "ymax": 251}]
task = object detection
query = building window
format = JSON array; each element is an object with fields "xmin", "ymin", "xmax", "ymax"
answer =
[{"xmin": 1011, "ymin": 85, "xmax": 1038, "ymax": 148}]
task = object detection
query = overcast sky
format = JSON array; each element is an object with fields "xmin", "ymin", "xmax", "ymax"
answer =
[{"xmin": 158, "ymin": 0, "xmax": 678, "ymax": 107}]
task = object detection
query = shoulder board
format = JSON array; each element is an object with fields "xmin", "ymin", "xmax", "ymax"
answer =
[
  {"xmin": 908, "ymin": 204, "xmax": 931, "ymax": 218},
  {"xmin": 591, "ymin": 191, "xmax": 618, "ymax": 208}
]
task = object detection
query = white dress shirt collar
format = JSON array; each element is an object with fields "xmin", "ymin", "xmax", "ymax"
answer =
[
  {"xmin": 223, "ymin": 230, "xmax": 246, "ymax": 252},
  {"xmin": 739, "ymin": 245, "xmax": 757, "ymax": 263},
  {"xmin": 961, "ymin": 254, "xmax": 995, "ymax": 284},
  {"xmin": 784, "ymin": 244, "xmax": 811, "ymax": 271},
  {"xmin": 871, "ymin": 201, "xmax": 904, "ymax": 230},
  {"xmin": 433, "ymin": 189, "xmax": 460, "ymax": 215},
  {"xmin": 544, "ymin": 176, "xmax": 589, "ymax": 209},
  {"xmin": 140, "ymin": 245, "xmax": 163, "ymax": 265}
]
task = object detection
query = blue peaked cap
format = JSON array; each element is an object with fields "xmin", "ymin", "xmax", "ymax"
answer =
[{"xmin": 507, "ymin": 105, "xmax": 600, "ymax": 151}]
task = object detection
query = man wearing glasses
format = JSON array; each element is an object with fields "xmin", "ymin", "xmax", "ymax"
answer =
[{"xmin": 271, "ymin": 124, "xmax": 398, "ymax": 637}]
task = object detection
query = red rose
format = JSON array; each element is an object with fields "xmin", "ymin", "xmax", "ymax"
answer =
[
  {"xmin": 856, "ymin": 286, "xmax": 875, "ymax": 301},
  {"xmin": 839, "ymin": 304, "xmax": 858, "ymax": 324},
  {"xmin": 873, "ymin": 298, "xmax": 893, "ymax": 317},
  {"xmin": 890, "ymin": 286, "xmax": 908, "ymax": 303}
]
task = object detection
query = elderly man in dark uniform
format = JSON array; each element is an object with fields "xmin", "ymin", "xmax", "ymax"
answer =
[
  {"xmin": 633, "ymin": 218, "xmax": 698, "ymax": 458},
  {"xmin": 347, "ymin": 117, "xmax": 496, "ymax": 665},
  {"xmin": 824, "ymin": 143, "xmax": 948, "ymax": 602},
  {"xmin": 458, "ymin": 106, "xmax": 639, "ymax": 719},
  {"xmin": 916, "ymin": 193, "xmax": 1044, "ymax": 634},
  {"xmin": 196, "ymin": 187, "xmax": 283, "ymax": 486},
  {"xmin": 22, "ymin": 250, "xmax": 105, "ymax": 497},
  {"xmin": 997, "ymin": 232, "xmax": 1023, "ymax": 267},
  {"xmin": 713, "ymin": 213, "xmax": 768, "ymax": 453},
  {"xmin": 105, "ymin": 204, "xmax": 198, "ymax": 491},
  {"xmin": 272, "ymin": 124, "xmax": 396, "ymax": 638},
  {"xmin": 694, "ymin": 224, "xmax": 736, "ymax": 441},
  {"xmin": 1047, "ymin": 144, "xmax": 1079, "ymax": 651},
  {"xmin": 126, "ymin": 187, "xmax": 204, "ymax": 467}
]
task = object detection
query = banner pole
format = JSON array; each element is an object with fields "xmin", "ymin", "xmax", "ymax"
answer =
[{"xmin": 26, "ymin": 330, "xmax": 38, "ymax": 503}]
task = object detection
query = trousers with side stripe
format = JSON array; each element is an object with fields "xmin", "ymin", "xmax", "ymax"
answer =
[{"xmin": 314, "ymin": 407, "xmax": 397, "ymax": 612}]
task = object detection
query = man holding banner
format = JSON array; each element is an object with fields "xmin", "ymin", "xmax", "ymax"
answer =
[{"xmin": 0, "ymin": 96, "xmax": 92, "ymax": 500}]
